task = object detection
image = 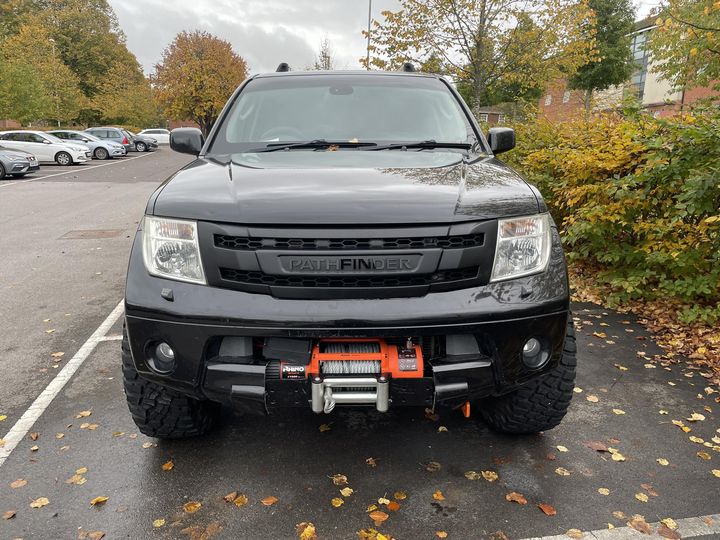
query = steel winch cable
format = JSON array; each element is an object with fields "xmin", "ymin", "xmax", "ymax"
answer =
[
  {"xmin": 322, "ymin": 342, "xmax": 381, "ymax": 354},
  {"xmin": 320, "ymin": 360, "xmax": 381, "ymax": 375}
]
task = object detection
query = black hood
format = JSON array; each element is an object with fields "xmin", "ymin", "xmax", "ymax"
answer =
[{"xmin": 151, "ymin": 154, "xmax": 540, "ymax": 225}]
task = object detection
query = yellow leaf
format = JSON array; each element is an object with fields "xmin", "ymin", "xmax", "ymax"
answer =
[
  {"xmin": 330, "ymin": 474, "xmax": 348, "ymax": 486},
  {"xmin": 76, "ymin": 411, "xmax": 92, "ymax": 418},
  {"xmin": 712, "ymin": 469, "xmax": 720, "ymax": 478},
  {"xmin": 436, "ymin": 532, "xmax": 448, "ymax": 538},
  {"xmin": 153, "ymin": 519, "xmax": 165, "ymax": 528},
  {"xmin": 586, "ymin": 395, "xmax": 599, "ymax": 403},
  {"xmin": 10, "ymin": 478, "xmax": 27, "ymax": 489},
  {"xmin": 597, "ymin": 488, "xmax": 610, "ymax": 495},
  {"xmin": 433, "ymin": 490, "xmax": 445, "ymax": 501},
  {"xmin": 378, "ymin": 497, "xmax": 390, "ymax": 505},
  {"xmin": 689, "ymin": 436, "xmax": 705, "ymax": 444},
  {"xmin": 566, "ymin": 528, "xmax": 583, "ymax": 538},
  {"xmin": 635, "ymin": 492, "xmax": 648, "ymax": 502},
  {"xmin": 30, "ymin": 497, "xmax": 49, "ymax": 508},
  {"xmin": 687, "ymin": 413, "xmax": 705, "ymax": 422},
  {"xmin": 557, "ymin": 445, "xmax": 569, "ymax": 452},
  {"xmin": 319, "ymin": 423, "xmax": 332, "ymax": 432},
  {"xmin": 697, "ymin": 451, "xmax": 712, "ymax": 460},
  {"xmin": 612, "ymin": 409, "xmax": 625, "ymax": 415},
  {"xmin": 234, "ymin": 494, "xmax": 249, "ymax": 507},
  {"xmin": 76, "ymin": 467, "xmax": 88, "ymax": 474},
  {"xmin": 142, "ymin": 442, "xmax": 155, "ymax": 449},
  {"xmin": 555, "ymin": 467, "xmax": 571, "ymax": 476},
  {"xmin": 161, "ymin": 460, "xmax": 174, "ymax": 471},
  {"xmin": 340, "ymin": 487, "xmax": 354, "ymax": 497},
  {"xmin": 660, "ymin": 518, "xmax": 678, "ymax": 530},
  {"xmin": 65, "ymin": 474, "xmax": 86, "ymax": 485},
  {"xmin": 90, "ymin": 496, "xmax": 109, "ymax": 506},
  {"xmin": 182, "ymin": 501, "xmax": 201, "ymax": 513},
  {"xmin": 331, "ymin": 497, "xmax": 344, "ymax": 507},
  {"xmin": 261, "ymin": 496, "xmax": 278, "ymax": 506},
  {"xmin": 464, "ymin": 470, "xmax": 481, "ymax": 480},
  {"xmin": 393, "ymin": 491, "xmax": 407, "ymax": 500},
  {"xmin": 482, "ymin": 470, "xmax": 499, "ymax": 482},
  {"xmin": 296, "ymin": 522, "xmax": 317, "ymax": 540}
]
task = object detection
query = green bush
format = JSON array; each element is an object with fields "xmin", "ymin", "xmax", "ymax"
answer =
[{"xmin": 505, "ymin": 107, "xmax": 720, "ymax": 322}]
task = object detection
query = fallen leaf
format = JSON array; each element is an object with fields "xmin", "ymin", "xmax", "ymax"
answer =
[
  {"xmin": 555, "ymin": 467, "xmax": 571, "ymax": 476},
  {"xmin": 87, "ymin": 532, "xmax": 105, "ymax": 540},
  {"xmin": 660, "ymin": 518, "xmax": 678, "ymax": 530},
  {"xmin": 687, "ymin": 412, "xmax": 706, "ymax": 422},
  {"xmin": 505, "ymin": 492, "xmax": 527, "ymax": 505},
  {"xmin": 424, "ymin": 461, "xmax": 441, "ymax": 472},
  {"xmin": 437, "ymin": 426, "xmax": 448, "ymax": 433},
  {"xmin": 90, "ymin": 496, "xmax": 109, "ymax": 507},
  {"xmin": 51, "ymin": 352, "xmax": 65, "ymax": 359},
  {"xmin": 66, "ymin": 474, "xmax": 86, "ymax": 485},
  {"xmin": 597, "ymin": 488, "xmax": 610, "ymax": 495},
  {"xmin": 183, "ymin": 501, "xmax": 201, "ymax": 513},
  {"xmin": 319, "ymin": 423, "xmax": 332, "ymax": 432},
  {"xmin": 261, "ymin": 496, "xmax": 278, "ymax": 506},
  {"xmin": 76, "ymin": 467, "xmax": 88, "ymax": 474},
  {"xmin": 296, "ymin": 522, "xmax": 317, "ymax": 540},
  {"xmin": 30, "ymin": 497, "xmax": 49, "ymax": 508},
  {"xmin": 436, "ymin": 532, "xmax": 448, "ymax": 539},
  {"xmin": 424, "ymin": 408, "xmax": 440, "ymax": 421},
  {"xmin": 30, "ymin": 445, "xmax": 39, "ymax": 452},
  {"xmin": 366, "ymin": 457, "xmax": 378, "ymax": 468},
  {"xmin": 586, "ymin": 395, "xmax": 599, "ymax": 403},
  {"xmin": 142, "ymin": 442, "xmax": 155, "ymax": 449},
  {"xmin": 386, "ymin": 501, "xmax": 400, "ymax": 512},
  {"xmin": 161, "ymin": 460, "xmax": 174, "ymax": 471},
  {"xmin": 3, "ymin": 510, "xmax": 16, "ymax": 520},
  {"xmin": 76, "ymin": 411, "xmax": 92, "ymax": 418},
  {"xmin": 583, "ymin": 441, "xmax": 609, "ymax": 452},
  {"xmin": 612, "ymin": 409, "xmax": 626, "ymax": 415},
  {"xmin": 223, "ymin": 491, "xmax": 238, "ymax": 503},
  {"xmin": 482, "ymin": 470, "xmax": 499, "ymax": 482},
  {"xmin": 565, "ymin": 529, "xmax": 583, "ymax": 539},
  {"xmin": 464, "ymin": 471, "xmax": 481, "ymax": 480},
  {"xmin": 628, "ymin": 515, "xmax": 651, "ymax": 534},
  {"xmin": 657, "ymin": 458, "xmax": 669, "ymax": 466},
  {"xmin": 153, "ymin": 519, "xmax": 165, "ymax": 528},
  {"xmin": 29, "ymin": 432, "xmax": 39, "ymax": 441},
  {"xmin": 557, "ymin": 445, "xmax": 569, "ymax": 452},
  {"xmin": 689, "ymin": 436, "xmax": 705, "ymax": 444},
  {"xmin": 46, "ymin": 329, "xmax": 55, "ymax": 334},
  {"xmin": 368, "ymin": 510, "xmax": 388, "ymax": 526},
  {"xmin": 56, "ymin": 433, "xmax": 64, "ymax": 439},
  {"xmin": 573, "ymin": 387, "xmax": 583, "ymax": 393},
  {"xmin": 393, "ymin": 491, "xmax": 407, "ymax": 500},
  {"xmin": 614, "ymin": 364, "xmax": 628, "ymax": 371},
  {"xmin": 331, "ymin": 497, "xmax": 344, "ymax": 507},
  {"xmin": 538, "ymin": 503, "xmax": 557, "ymax": 516},
  {"xmin": 697, "ymin": 451, "xmax": 712, "ymax": 460},
  {"xmin": 712, "ymin": 469, "xmax": 720, "ymax": 478},
  {"xmin": 658, "ymin": 526, "xmax": 681, "ymax": 539},
  {"xmin": 330, "ymin": 474, "xmax": 348, "ymax": 485},
  {"xmin": 378, "ymin": 497, "xmax": 390, "ymax": 505},
  {"xmin": 10, "ymin": 479, "xmax": 27, "ymax": 489},
  {"xmin": 634, "ymin": 492, "xmax": 649, "ymax": 503},
  {"xmin": 592, "ymin": 332, "xmax": 606, "ymax": 339},
  {"xmin": 233, "ymin": 494, "xmax": 249, "ymax": 507},
  {"xmin": 432, "ymin": 490, "xmax": 445, "ymax": 501}
]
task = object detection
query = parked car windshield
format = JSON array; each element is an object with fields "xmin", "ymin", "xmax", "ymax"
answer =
[
  {"xmin": 43, "ymin": 133, "xmax": 68, "ymax": 144},
  {"xmin": 209, "ymin": 74, "xmax": 478, "ymax": 154}
]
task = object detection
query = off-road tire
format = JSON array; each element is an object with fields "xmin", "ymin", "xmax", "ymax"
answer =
[
  {"xmin": 122, "ymin": 329, "xmax": 217, "ymax": 438},
  {"xmin": 479, "ymin": 316, "xmax": 576, "ymax": 434}
]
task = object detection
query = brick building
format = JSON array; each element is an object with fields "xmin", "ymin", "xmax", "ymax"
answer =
[{"xmin": 538, "ymin": 18, "xmax": 718, "ymax": 121}]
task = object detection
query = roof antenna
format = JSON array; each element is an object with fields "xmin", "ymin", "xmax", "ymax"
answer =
[
  {"xmin": 401, "ymin": 62, "xmax": 416, "ymax": 72},
  {"xmin": 276, "ymin": 62, "xmax": 291, "ymax": 72}
]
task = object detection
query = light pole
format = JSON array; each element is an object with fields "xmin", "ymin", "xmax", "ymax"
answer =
[
  {"xmin": 48, "ymin": 38, "xmax": 60, "ymax": 128},
  {"xmin": 366, "ymin": 0, "xmax": 372, "ymax": 70}
]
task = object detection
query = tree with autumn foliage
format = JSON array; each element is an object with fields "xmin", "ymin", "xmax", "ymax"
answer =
[
  {"xmin": 648, "ymin": 0, "xmax": 720, "ymax": 92},
  {"xmin": 153, "ymin": 31, "xmax": 249, "ymax": 135},
  {"xmin": 364, "ymin": 0, "xmax": 597, "ymax": 108}
]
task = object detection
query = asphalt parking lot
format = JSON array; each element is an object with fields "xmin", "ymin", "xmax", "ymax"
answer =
[{"xmin": 1, "ymin": 151, "xmax": 719, "ymax": 540}]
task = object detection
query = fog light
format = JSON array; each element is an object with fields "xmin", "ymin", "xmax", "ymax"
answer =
[
  {"xmin": 521, "ymin": 338, "xmax": 548, "ymax": 369},
  {"xmin": 151, "ymin": 342, "xmax": 176, "ymax": 373}
]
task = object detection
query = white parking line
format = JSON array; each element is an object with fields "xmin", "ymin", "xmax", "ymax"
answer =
[
  {"xmin": 521, "ymin": 513, "xmax": 720, "ymax": 539},
  {"xmin": 0, "ymin": 152, "xmax": 153, "ymax": 188},
  {"xmin": 0, "ymin": 301, "xmax": 124, "ymax": 468}
]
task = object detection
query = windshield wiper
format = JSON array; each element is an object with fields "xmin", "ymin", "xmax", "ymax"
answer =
[
  {"xmin": 362, "ymin": 140, "xmax": 473, "ymax": 151},
  {"xmin": 248, "ymin": 139, "xmax": 377, "ymax": 153}
]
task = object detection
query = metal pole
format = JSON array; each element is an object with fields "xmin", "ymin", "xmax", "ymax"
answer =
[{"xmin": 366, "ymin": 0, "xmax": 372, "ymax": 70}]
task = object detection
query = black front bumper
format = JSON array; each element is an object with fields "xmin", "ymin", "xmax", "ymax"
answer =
[{"xmin": 124, "ymin": 229, "xmax": 570, "ymax": 413}]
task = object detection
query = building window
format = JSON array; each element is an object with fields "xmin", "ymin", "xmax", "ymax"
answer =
[
  {"xmin": 497, "ymin": 114, "xmax": 505, "ymax": 123},
  {"xmin": 544, "ymin": 94, "xmax": 552, "ymax": 106},
  {"xmin": 629, "ymin": 30, "xmax": 650, "ymax": 100},
  {"xmin": 563, "ymin": 91, "xmax": 571, "ymax": 103},
  {"xmin": 478, "ymin": 113, "xmax": 488, "ymax": 122}
]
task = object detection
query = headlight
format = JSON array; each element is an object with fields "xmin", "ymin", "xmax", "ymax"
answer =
[
  {"xmin": 490, "ymin": 213, "xmax": 551, "ymax": 282},
  {"xmin": 142, "ymin": 216, "xmax": 206, "ymax": 284}
]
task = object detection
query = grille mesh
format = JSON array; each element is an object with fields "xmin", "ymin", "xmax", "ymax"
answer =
[
  {"xmin": 219, "ymin": 267, "xmax": 479, "ymax": 288},
  {"xmin": 214, "ymin": 234, "xmax": 484, "ymax": 251}
]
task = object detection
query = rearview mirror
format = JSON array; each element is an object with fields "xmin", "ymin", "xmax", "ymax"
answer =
[
  {"xmin": 170, "ymin": 128, "xmax": 204, "ymax": 156},
  {"xmin": 487, "ymin": 127, "xmax": 515, "ymax": 154}
]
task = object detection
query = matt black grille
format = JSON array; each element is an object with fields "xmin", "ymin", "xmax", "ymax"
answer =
[
  {"xmin": 219, "ymin": 267, "xmax": 479, "ymax": 288},
  {"xmin": 214, "ymin": 234, "xmax": 484, "ymax": 251}
]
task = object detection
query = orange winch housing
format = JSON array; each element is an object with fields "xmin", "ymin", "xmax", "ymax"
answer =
[{"xmin": 306, "ymin": 338, "xmax": 424, "ymax": 378}]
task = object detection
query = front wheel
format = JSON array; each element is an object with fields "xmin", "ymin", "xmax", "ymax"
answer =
[
  {"xmin": 94, "ymin": 147, "xmax": 109, "ymax": 160},
  {"xmin": 135, "ymin": 142, "xmax": 147, "ymax": 152},
  {"xmin": 478, "ymin": 316, "xmax": 577, "ymax": 434},
  {"xmin": 55, "ymin": 151, "xmax": 72, "ymax": 166},
  {"xmin": 122, "ymin": 329, "xmax": 218, "ymax": 438}
]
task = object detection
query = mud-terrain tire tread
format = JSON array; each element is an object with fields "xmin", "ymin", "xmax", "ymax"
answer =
[
  {"xmin": 480, "ymin": 316, "xmax": 576, "ymax": 434},
  {"xmin": 122, "ymin": 329, "xmax": 216, "ymax": 438}
]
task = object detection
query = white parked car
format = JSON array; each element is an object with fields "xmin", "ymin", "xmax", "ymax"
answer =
[
  {"xmin": 137, "ymin": 128, "xmax": 170, "ymax": 145},
  {"xmin": 0, "ymin": 130, "xmax": 91, "ymax": 165}
]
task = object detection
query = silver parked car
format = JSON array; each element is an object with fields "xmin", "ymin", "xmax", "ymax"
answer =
[
  {"xmin": 49, "ymin": 130, "xmax": 126, "ymax": 160},
  {"xmin": 0, "ymin": 145, "xmax": 40, "ymax": 179}
]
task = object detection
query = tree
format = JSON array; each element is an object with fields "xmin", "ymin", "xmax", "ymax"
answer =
[
  {"xmin": 153, "ymin": 31, "xmax": 249, "ymax": 135},
  {"xmin": 363, "ymin": 0, "xmax": 597, "ymax": 108},
  {"xmin": 568, "ymin": 0, "xmax": 636, "ymax": 113},
  {"xmin": 0, "ymin": 24, "xmax": 83, "ymax": 124},
  {"xmin": 310, "ymin": 37, "xmax": 335, "ymax": 70},
  {"xmin": 648, "ymin": 0, "xmax": 720, "ymax": 93},
  {"xmin": 93, "ymin": 60, "xmax": 160, "ymax": 127}
]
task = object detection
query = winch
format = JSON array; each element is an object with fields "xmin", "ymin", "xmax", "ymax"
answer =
[{"xmin": 306, "ymin": 338, "xmax": 423, "ymax": 413}]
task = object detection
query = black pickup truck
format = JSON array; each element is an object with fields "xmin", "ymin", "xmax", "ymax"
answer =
[{"xmin": 122, "ymin": 66, "xmax": 576, "ymax": 439}]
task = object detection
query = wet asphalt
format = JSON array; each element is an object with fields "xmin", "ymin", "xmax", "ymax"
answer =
[{"xmin": 1, "ymin": 151, "xmax": 718, "ymax": 540}]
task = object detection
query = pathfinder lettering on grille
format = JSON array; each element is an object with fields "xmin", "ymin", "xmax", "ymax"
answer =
[{"xmin": 281, "ymin": 255, "xmax": 420, "ymax": 274}]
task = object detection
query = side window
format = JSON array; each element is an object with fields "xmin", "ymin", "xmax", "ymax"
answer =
[
  {"xmin": 30, "ymin": 134, "xmax": 47, "ymax": 143},
  {"xmin": 544, "ymin": 94, "xmax": 552, "ymax": 106},
  {"xmin": 56, "ymin": 132, "xmax": 69, "ymax": 140}
]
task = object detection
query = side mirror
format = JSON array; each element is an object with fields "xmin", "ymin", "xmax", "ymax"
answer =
[
  {"xmin": 43, "ymin": 140, "xmax": 52, "ymax": 144},
  {"xmin": 81, "ymin": 138, "xmax": 89, "ymax": 142},
  {"xmin": 487, "ymin": 127, "xmax": 515, "ymax": 154},
  {"xmin": 170, "ymin": 128, "xmax": 204, "ymax": 156}
]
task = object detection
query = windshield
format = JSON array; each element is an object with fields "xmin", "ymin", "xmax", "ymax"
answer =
[
  {"xmin": 209, "ymin": 74, "xmax": 478, "ymax": 154},
  {"xmin": 44, "ymin": 133, "xmax": 67, "ymax": 144},
  {"xmin": 79, "ymin": 132, "xmax": 100, "ymax": 142}
]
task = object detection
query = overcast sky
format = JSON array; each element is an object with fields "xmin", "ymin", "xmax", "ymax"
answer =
[{"xmin": 108, "ymin": 0, "xmax": 659, "ymax": 77}]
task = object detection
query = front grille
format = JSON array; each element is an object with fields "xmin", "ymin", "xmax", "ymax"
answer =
[
  {"xmin": 214, "ymin": 234, "xmax": 484, "ymax": 251},
  {"xmin": 219, "ymin": 267, "xmax": 479, "ymax": 288}
]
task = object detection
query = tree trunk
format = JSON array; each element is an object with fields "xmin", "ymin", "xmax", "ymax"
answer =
[{"xmin": 583, "ymin": 89, "xmax": 593, "ymax": 121}]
